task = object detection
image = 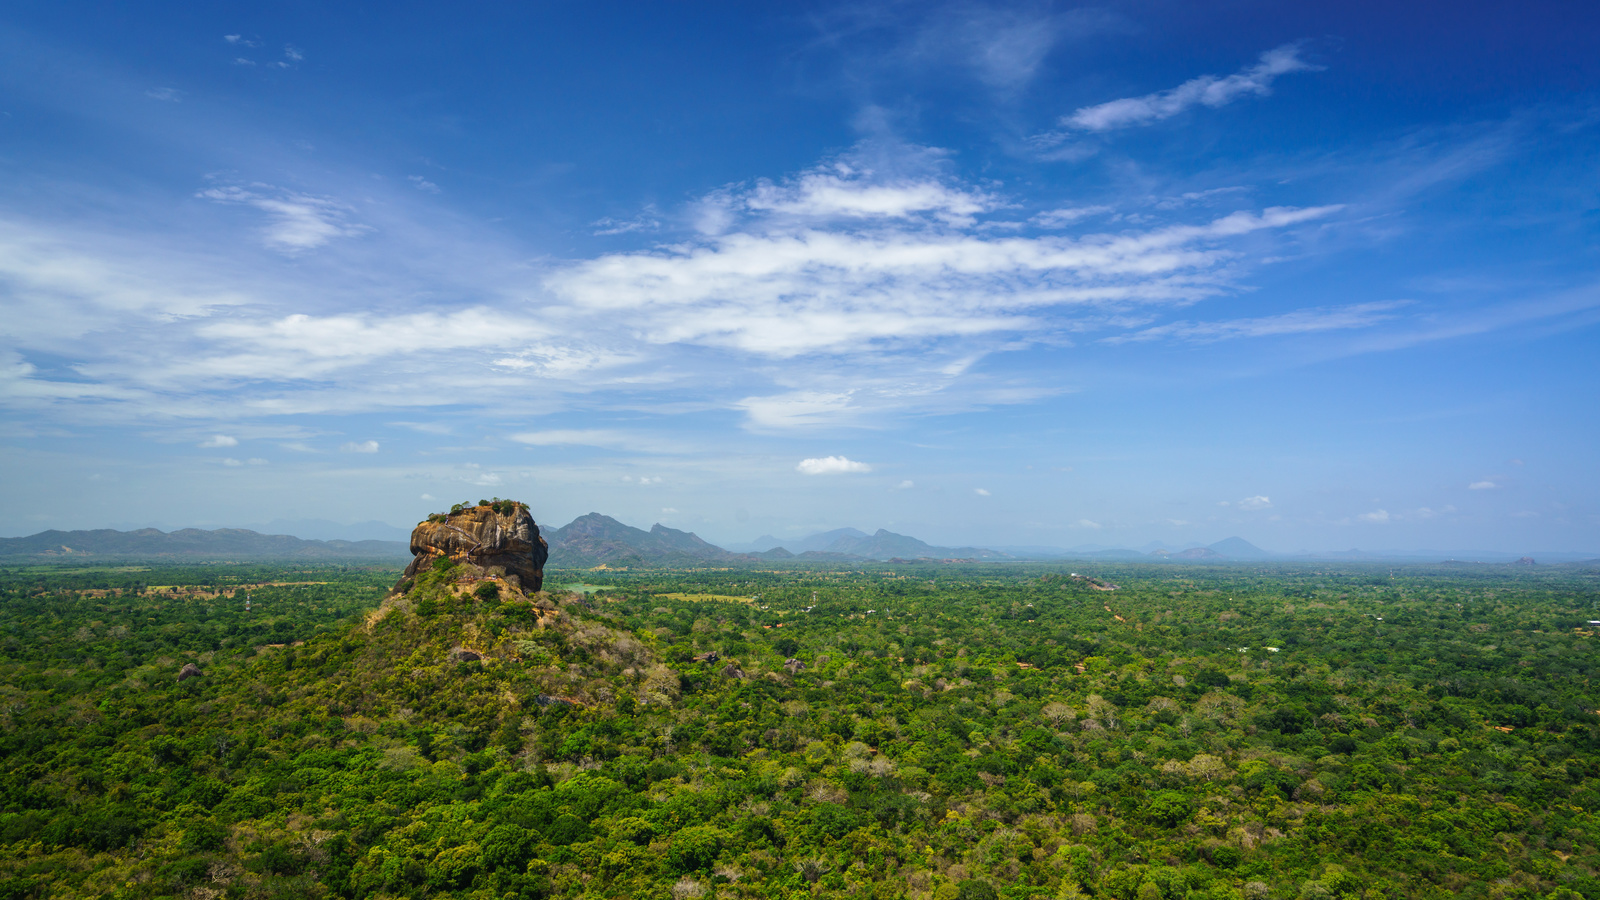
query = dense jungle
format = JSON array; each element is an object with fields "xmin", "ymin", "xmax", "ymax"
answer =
[{"xmin": 0, "ymin": 556, "xmax": 1596, "ymax": 900}]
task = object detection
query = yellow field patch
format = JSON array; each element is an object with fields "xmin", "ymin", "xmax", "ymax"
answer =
[{"xmin": 657, "ymin": 592, "xmax": 754, "ymax": 604}]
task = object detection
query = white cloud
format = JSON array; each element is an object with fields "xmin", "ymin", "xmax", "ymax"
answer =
[
  {"xmin": 739, "ymin": 392, "xmax": 859, "ymax": 429},
  {"xmin": 745, "ymin": 166, "xmax": 997, "ymax": 224},
  {"xmin": 1065, "ymin": 44, "xmax": 1318, "ymax": 132},
  {"xmin": 897, "ymin": 480, "xmax": 914, "ymax": 489},
  {"xmin": 1108, "ymin": 302, "xmax": 1402, "ymax": 344},
  {"xmin": 407, "ymin": 175, "xmax": 440, "ymax": 194},
  {"xmin": 246, "ymin": 457, "xmax": 268, "ymax": 465},
  {"xmin": 222, "ymin": 457, "xmax": 243, "ymax": 466},
  {"xmin": 1031, "ymin": 206, "xmax": 1113, "ymax": 228},
  {"xmin": 1358, "ymin": 509, "xmax": 1390, "ymax": 523},
  {"xmin": 420, "ymin": 493, "xmax": 435, "ymax": 500},
  {"xmin": 0, "ymin": 140, "xmax": 1352, "ymax": 436},
  {"xmin": 224, "ymin": 34, "xmax": 242, "ymax": 43},
  {"xmin": 340, "ymin": 440, "xmax": 379, "ymax": 453},
  {"xmin": 199, "ymin": 434, "xmax": 238, "ymax": 448},
  {"xmin": 1468, "ymin": 480, "xmax": 1497, "ymax": 490},
  {"xmin": 284, "ymin": 45, "xmax": 304, "ymax": 62},
  {"xmin": 661, "ymin": 507, "xmax": 679, "ymax": 513},
  {"xmin": 549, "ymin": 148, "xmax": 1342, "ymax": 361},
  {"xmin": 797, "ymin": 456, "xmax": 872, "ymax": 475},
  {"xmin": 145, "ymin": 88, "xmax": 182, "ymax": 102},
  {"xmin": 233, "ymin": 58, "xmax": 255, "ymax": 66},
  {"xmin": 198, "ymin": 185, "xmax": 370, "ymax": 252},
  {"xmin": 195, "ymin": 308, "xmax": 552, "ymax": 378},
  {"xmin": 974, "ymin": 487, "xmax": 991, "ymax": 496},
  {"xmin": 1237, "ymin": 495, "xmax": 1272, "ymax": 510},
  {"xmin": 1075, "ymin": 519, "xmax": 1101, "ymax": 529},
  {"xmin": 511, "ymin": 429, "xmax": 642, "ymax": 450}
]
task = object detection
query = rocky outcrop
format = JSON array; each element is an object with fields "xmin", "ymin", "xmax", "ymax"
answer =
[
  {"xmin": 398, "ymin": 501, "xmax": 548, "ymax": 592},
  {"xmin": 177, "ymin": 662, "xmax": 204, "ymax": 682}
]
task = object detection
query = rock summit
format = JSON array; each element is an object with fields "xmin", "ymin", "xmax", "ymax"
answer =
[{"xmin": 398, "ymin": 500, "xmax": 548, "ymax": 593}]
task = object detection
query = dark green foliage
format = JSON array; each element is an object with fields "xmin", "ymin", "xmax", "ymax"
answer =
[{"xmin": 955, "ymin": 879, "xmax": 998, "ymax": 900}]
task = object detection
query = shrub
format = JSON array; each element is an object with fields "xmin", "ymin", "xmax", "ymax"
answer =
[{"xmin": 475, "ymin": 581, "xmax": 502, "ymax": 601}]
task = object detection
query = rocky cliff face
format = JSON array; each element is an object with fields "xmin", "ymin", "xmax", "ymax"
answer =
[{"xmin": 399, "ymin": 502, "xmax": 548, "ymax": 592}]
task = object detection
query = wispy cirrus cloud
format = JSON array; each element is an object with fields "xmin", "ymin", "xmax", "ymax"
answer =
[
  {"xmin": 0, "ymin": 139, "xmax": 1347, "ymax": 433},
  {"xmin": 1065, "ymin": 44, "xmax": 1318, "ymax": 132},
  {"xmin": 592, "ymin": 205, "xmax": 661, "ymax": 236},
  {"xmin": 548, "ymin": 144, "xmax": 1342, "ymax": 362},
  {"xmin": 197, "ymin": 184, "xmax": 370, "ymax": 252},
  {"xmin": 1106, "ymin": 301, "xmax": 1402, "ymax": 344},
  {"xmin": 743, "ymin": 164, "xmax": 998, "ymax": 224}
]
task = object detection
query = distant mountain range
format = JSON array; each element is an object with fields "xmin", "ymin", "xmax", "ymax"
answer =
[
  {"xmin": 4, "ymin": 521, "xmax": 1591, "ymax": 567},
  {"xmin": 0, "ymin": 528, "xmax": 411, "ymax": 562},
  {"xmin": 544, "ymin": 514, "xmax": 746, "ymax": 567}
]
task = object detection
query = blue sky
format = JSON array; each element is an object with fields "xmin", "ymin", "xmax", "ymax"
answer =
[{"xmin": 3, "ymin": 1, "xmax": 1599, "ymax": 552}]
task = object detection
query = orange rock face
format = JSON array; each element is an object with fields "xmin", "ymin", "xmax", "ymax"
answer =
[{"xmin": 399, "ymin": 503, "xmax": 548, "ymax": 592}]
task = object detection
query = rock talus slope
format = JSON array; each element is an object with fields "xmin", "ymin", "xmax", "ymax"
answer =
[{"xmin": 399, "ymin": 502, "xmax": 548, "ymax": 591}]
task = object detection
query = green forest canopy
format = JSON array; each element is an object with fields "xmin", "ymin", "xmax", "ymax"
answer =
[{"xmin": 0, "ymin": 560, "xmax": 1596, "ymax": 899}]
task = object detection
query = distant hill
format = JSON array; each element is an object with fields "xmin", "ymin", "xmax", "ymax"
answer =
[
  {"xmin": 788, "ymin": 527, "xmax": 870, "ymax": 553},
  {"xmin": 1141, "ymin": 537, "xmax": 1272, "ymax": 562},
  {"xmin": 1208, "ymin": 536, "xmax": 1273, "ymax": 559},
  {"xmin": 544, "ymin": 513, "xmax": 742, "ymax": 567},
  {"xmin": 0, "ymin": 527, "xmax": 409, "ymax": 562},
  {"xmin": 544, "ymin": 518, "xmax": 1011, "ymax": 566},
  {"xmin": 721, "ymin": 534, "xmax": 786, "ymax": 553},
  {"xmin": 827, "ymin": 528, "xmax": 1012, "ymax": 561},
  {"xmin": 754, "ymin": 527, "xmax": 1012, "ymax": 561}
]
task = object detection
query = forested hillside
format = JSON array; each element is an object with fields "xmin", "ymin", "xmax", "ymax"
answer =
[{"xmin": 0, "ymin": 561, "xmax": 1596, "ymax": 899}]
